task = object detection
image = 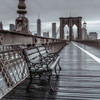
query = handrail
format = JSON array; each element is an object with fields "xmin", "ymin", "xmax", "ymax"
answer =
[
  {"xmin": 0, "ymin": 30, "xmax": 66, "ymax": 45},
  {"xmin": 76, "ymin": 40, "xmax": 100, "ymax": 48}
]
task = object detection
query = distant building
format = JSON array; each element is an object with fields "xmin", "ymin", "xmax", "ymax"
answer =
[
  {"xmin": 34, "ymin": 33, "xmax": 38, "ymax": 36},
  {"xmin": 52, "ymin": 23, "xmax": 56, "ymax": 38},
  {"xmin": 89, "ymin": 32, "xmax": 98, "ymax": 40},
  {"xmin": 43, "ymin": 31, "xmax": 49, "ymax": 38},
  {"xmin": 82, "ymin": 22, "xmax": 88, "ymax": 40},
  {"xmin": 37, "ymin": 18, "xmax": 41, "ymax": 36},
  {"xmin": 0, "ymin": 21, "xmax": 3, "ymax": 30},
  {"xmin": 9, "ymin": 24, "xmax": 15, "ymax": 31}
]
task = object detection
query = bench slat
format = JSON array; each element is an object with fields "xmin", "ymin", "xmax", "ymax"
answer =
[
  {"xmin": 30, "ymin": 56, "xmax": 41, "ymax": 63},
  {"xmin": 25, "ymin": 48, "xmax": 38, "ymax": 55},
  {"xmin": 38, "ymin": 47, "xmax": 45, "ymax": 51},
  {"xmin": 28, "ymin": 53, "xmax": 40, "ymax": 60},
  {"xmin": 40, "ymin": 50, "xmax": 46, "ymax": 55}
]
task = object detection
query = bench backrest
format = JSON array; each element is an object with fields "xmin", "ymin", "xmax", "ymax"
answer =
[
  {"xmin": 37, "ymin": 46, "xmax": 48, "ymax": 58},
  {"xmin": 23, "ymin": 47, "xmax": 41, "ymax": 64}
]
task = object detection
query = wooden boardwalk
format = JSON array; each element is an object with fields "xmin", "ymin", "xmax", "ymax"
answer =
[{"xmin": 1, "ymin": 42, "xmax": 100, "ymax": 100}]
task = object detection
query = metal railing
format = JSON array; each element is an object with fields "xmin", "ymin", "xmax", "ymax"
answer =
[
  {"xmin": 0, "ymin": 30, "xmax": 66, "ymax": 98},
  {"xmin": 76, "ymin": 40, "xmax": 100, "ymax": 48},
  {"xmin": 0, "ymin": 45, "xmax": 29, "ymax": 98}
]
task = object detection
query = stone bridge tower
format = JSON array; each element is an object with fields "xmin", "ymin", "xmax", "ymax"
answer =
[{"xmin": 60, "ymin": 17, "xmax": 82, "ymax": 41}]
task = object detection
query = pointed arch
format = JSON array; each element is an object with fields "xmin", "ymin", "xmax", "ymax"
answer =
[
  {"xmin": 60, "ymin": 17, "xmax": 82, "ymax": 41},
  {"xmin": 64, "ymin": 25, "xmax": 69, "ymax": 40},
  {"xmin": 72, "ymin": 24, "xmax": 78, "ymax": 40}
]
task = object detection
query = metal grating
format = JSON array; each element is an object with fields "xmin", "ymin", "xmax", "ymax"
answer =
[{"xmin": 0, "ymin": 45, "xmax": 29, "ymax": 98}]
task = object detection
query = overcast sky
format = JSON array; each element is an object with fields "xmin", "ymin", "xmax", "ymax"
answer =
[{"xmin": 0, "ymin": 0, "xmax": 100, "ymax": 38}]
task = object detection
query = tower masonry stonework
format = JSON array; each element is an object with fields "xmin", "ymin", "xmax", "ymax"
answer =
[{"xmin": 60, "ymin": 17, "xmax": 82, "ymax": 41}]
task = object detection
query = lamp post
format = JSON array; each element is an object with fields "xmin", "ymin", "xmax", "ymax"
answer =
[{"xmin": 15, "ymin": 0, "xmax": 29, "ymax": 34}]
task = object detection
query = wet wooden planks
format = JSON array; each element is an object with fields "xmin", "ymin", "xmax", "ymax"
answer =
[{"xmin": 1, "ymin": 42, "xmax": 100, "ymax": 100}]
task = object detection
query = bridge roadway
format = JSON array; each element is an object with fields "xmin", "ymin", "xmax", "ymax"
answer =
[{"xmin": 2, "ymin": 42, "xmax": 100, "ymax": 100}]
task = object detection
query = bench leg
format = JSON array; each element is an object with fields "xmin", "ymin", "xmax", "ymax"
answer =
[
  {"xmin": 58, "ymin": 59, "xmax": 61, "ymax": 71},
  {"xmin": 54, "ymin": 59, "xmax": 61, "ymax": 78},
  {"xmin": 54, "ymin": 65, "xmax": 59, "ymax": 78}
]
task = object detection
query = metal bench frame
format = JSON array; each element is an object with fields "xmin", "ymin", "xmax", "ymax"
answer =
[{"xmin": 23, "ymin": 46, "xmax": 61, "ymax": 93}]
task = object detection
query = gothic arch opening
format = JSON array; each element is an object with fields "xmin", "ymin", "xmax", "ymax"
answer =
[
  {"xmin": 64, "ymin": 25, "xmax": 69, "ymax": 40},
  {"xmin": 60, "ymin": 17, "xmax": 82, "ymax": 41},
  {"xmin": 72, "ymin": 24, "xmax": 78, "ymax": 40}
]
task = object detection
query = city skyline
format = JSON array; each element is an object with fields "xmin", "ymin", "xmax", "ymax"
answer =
[{"xmin": 0, "ymin": 0, "xmax": 100, "ymax": 38}]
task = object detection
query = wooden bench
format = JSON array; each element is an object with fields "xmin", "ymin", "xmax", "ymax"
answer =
[{"xmin": 23, "ymin": 46, "xmax": 61, "ymax": 92}]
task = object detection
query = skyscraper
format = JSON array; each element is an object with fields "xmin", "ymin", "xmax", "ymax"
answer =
[
  {"xmin": 43, "ymin": 31, "xmax": 49, "ymax": 38},
  {"xmin": 52, "ymin": 23, "xmax": 56, "ymax": 38},
  {"xmin": 37, "ymin": 16, "xmax": 41, "ymax": 36},
  {"xmin": 0, "ymin": 21, "xmax": 3, "ymax": 30},
  {"xmin": 89, "ymin": 32, "xmax": 98, "ymax": 40}
]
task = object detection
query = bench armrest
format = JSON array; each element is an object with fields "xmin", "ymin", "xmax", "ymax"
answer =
[
  {"xmin": 29, "ymin": 61, "xmax": 48, "ymax": 71},
  {"xmin": 41, "ymin": 55, "xmax": 55, "ymax": 64},
  {"xmin": 46, "ymin": 52, "xmax": 58, "ymax": 60}
]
